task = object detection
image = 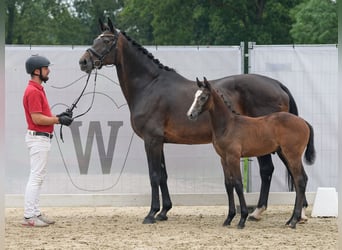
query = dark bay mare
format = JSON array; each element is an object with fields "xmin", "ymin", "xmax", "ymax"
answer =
[
  {"xmin": 79, "ymin": 18, "xmax": 305, "ymax": 224},
  {"xmin": 187, "ymin": 78, "xmax": 315, "ymax": 229}
]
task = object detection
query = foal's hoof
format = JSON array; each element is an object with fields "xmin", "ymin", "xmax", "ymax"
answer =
[
  {"xmin": 156, "ymin": 213, "xmax": 168, "ymax": 221},
  {"xmin": 143, "ymin": 216, "xmax": 156, "ymax": 224}
]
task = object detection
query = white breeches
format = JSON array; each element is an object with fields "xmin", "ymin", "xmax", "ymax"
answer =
[{"xmin": 24, "ymin": 133, "xmax": 51, "ymax": 218}]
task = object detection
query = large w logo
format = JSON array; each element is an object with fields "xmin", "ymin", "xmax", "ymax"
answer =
[{"xmin": 69, "ymin": 121, "xmax": 123, "ymax": 174}]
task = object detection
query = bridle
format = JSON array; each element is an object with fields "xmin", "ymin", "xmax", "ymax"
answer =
[
  {"xmin": 59, "ymin": 34, "xmax": 118, "ymax": 142},
  {"xmin": 86, "ymin": 33, "xmax": 117, "ymax": 69}
]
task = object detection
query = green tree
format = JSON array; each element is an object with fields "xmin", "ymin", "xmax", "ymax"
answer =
[
  {"xmin": 118, "ymin": 0, "xmax": 303, "ymax": 45},
  {"xmin": 5, "ymin": 0, "xmax": 123, "ymax": 45},
  {"xmin": 6, "ymin": 0, "xmax": 336, "ymax": 45},
  {"xmin": 290, "ymin": 0, "xmax": 337, "ymax": 44},
  {"xmin": 115, "ymin": 0, "xmax": 154, "ymax": 44},
  {"xmin": 5, "ymin": 0, "xmax": 86, "ymax": 45},
  {"xmin": 72, "ymin": 0, "xmax": 124, "ymax": 44}
]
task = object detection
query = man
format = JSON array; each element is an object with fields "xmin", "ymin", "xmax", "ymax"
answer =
[{"xmin": 22, "ymin": 55, "xmax": 73, "ymax": 227}]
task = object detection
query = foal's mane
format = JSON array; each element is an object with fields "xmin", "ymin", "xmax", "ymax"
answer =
[
  {"xmin": 120, "ymin": 31, "xmax": 175, "ymax": 72},
  {"xmin": 214, "ymin": 89, "xmax": 240, "ymax": 115}
]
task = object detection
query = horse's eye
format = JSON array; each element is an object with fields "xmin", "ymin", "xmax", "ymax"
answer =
[{"xmin": 200, "ymin": 96, "xmax": 207, "ymax": 102}]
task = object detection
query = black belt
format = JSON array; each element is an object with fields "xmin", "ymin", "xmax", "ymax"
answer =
[{"xmin": 28, "ymin": 131, "xmax": 53, "ymax": 139}]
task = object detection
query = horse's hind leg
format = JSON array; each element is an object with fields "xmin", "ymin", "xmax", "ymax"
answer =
[
  {"xmin": 156, "ymin": 150, "xmax": 172, "ymax": 221},
  {"xmin": 249, "ymin": 154, "xmax": 274, "ymax": 221},
  {"xmin": 286, "ymin": 166, "xmax": 308, "ymax": 228},
  {"xmin": 250, "ymin": 154, "xmax": 309, "ymax": 222},
  {"xmin": 278, "ymin": 151, "xmax": 308, "ymax": 228}
]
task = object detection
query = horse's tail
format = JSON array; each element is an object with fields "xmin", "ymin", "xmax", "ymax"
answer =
[
  {"xmin": 278, "ymin": 82, "xmax": 299, "ymax": 116},
  {"xmin": 278, "ymin": 81, "xmax": 299, "ymax": 191},
  {"xmin": 304, "ymin": 122, "xmax": 316, "ymax": 165}
]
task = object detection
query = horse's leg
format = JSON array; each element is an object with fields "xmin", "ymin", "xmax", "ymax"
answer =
[
  {"xmin": 221, "ymin": 159, "xmax": 236, "ymax": 227},
  {"xmin": 234, "ymin": 174, "xmax": 248, "ymax": 229},
  {"xmin": 223, "ymin": 180, "xmax": 236, "ymax": 226},
  {"xmin": 143, "ymin": 138, "xmax": 163, "ymax": 224},
  {"xmin": 277, "ymin": 151, "xmax": 308, "ymax": 228},
  {"xmin": 249, "ymin": 154, "xmax": 274, "ymax": 221},
  {"xmin": 156, "ymin": 150, "xmax": 172, "ymax": 221},
  {"xmin": 300, "ymin": 195, "xmax": 309, "ymax": 223},
  {"xmin": 286, "ymin": 165, "xmax": 308, "ymax": 228}
]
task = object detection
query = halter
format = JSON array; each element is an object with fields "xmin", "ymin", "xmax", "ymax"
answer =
[{"xmin": 86, "ymin": 33, "xmax": 117, "ymax": 69}]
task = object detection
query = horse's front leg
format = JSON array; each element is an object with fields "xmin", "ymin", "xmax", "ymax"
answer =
[
  {"xmin": 223, "ymin": 179, "xmax": 235, "ymax": 227},
  {"xmin": 234, "ymin": 175, "xmax": 248, "ymax": 229},
  {"xmin": 156, "ymin": 150, "xmax": 172, "ymax": 221},
  {"xmin": 143, "ymin": 138, "xmax": 163, "ymax": 224},
  {"xmin": 221, "ymin": 158, "xmax": 236, "ymax": 227}
]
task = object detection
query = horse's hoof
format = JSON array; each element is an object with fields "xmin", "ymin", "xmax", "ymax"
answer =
[
  {"xmin": 248, "ymin": 215, "xmax": 261, "ymax": 221},
  {"xmin": 156, "ymin": 213, "xmax": 168, "ymax": 221},
  {"xmin": 143, "ymin": 216, "xmax": 156, "ymax": 224},
  {"xmin": 223, "ymin": 219, "xmax": 232, "ymax": 227},
  {"xmin": 286, "ymin": 221, "xmax": 297, "ymax": 229},
  {"xmin": 237, "ymin": 224, "xmax": 245, "ymax": 229},
  {"xmin": 298, "ymin": 218, "xmax": 308, "ymax": 224}
]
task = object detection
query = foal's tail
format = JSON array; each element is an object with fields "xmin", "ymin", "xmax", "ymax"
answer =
[{"xmin": 304, "ymin": 122, "xmax": 316, "ymax": 165}]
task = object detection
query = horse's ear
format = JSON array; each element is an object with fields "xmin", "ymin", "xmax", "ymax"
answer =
[
  {"xmin": 196, "ymin": 77, "xmax": 202, "ymax": 88},
  {"xmin": 107, "ymin": 18, "xmax": 115, "ymax": 33},
  {"xmin": 107, "ymin": 18, "xmax": 119, "ymax": 35},
  {"xmin": 99, "ymin": 18, "xmax": 105, "ymax": 31},
  {"xmin": 203, "ymin": 77, "xmax": 211, "ymax": 90}
]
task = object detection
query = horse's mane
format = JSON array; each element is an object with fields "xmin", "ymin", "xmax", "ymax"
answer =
[
  {"xmin": 121, "ymin": 31, "xmax": 175, "ymax": 72},
  {"xmin": 215, "ymin": 89, "xmax": 240, "ymax": 115}
]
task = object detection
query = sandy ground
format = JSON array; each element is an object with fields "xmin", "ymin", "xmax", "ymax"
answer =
[{"xmin": 5, "ymin": 205, "xmax": 337, "ymax": 250}]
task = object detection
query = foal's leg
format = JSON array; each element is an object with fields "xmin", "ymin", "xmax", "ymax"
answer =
[
  {"xmin": 143, "ymin": 138, "xmax": 163, "ymax": 224},
  {"xmin": 251, "ymin": 153, "xmax": 308, "ymax": 222},
  {"xmin": 286, "ymin": 165, "xmax": 308, "ymax": 228},
  {"xmin": 221, "ymin": 159, "xmax": 236, "ymax": 227},
  {"xmin": 249, "ymin": 154, "xmax": 274, "ymax": 221},
  {"xmin": 278, "ymin": 152, "xmax": 307, "ymax": 228},
  {"xmin": 234, "ymin": 175, "xmax": 248, "ymax": 229},
  {"xmin": 223, "ymin": 179, "xmax": 236, "ymax": 227},
  {"xmin": 156, "ymin": 150, "xmax": 173, "ymax": 221}
]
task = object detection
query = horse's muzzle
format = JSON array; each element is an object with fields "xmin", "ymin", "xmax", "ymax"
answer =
[{"xmin": 79, "ymin": 55, "xmax": 93, "ymax": 74}]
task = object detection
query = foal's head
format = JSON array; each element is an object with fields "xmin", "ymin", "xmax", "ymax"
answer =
[{"xmin": 187, "ymin": 77, "xmax": 212, "ymax": 121}]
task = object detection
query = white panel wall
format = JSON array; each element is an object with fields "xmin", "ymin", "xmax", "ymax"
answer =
[
  {"xmin": 5, "ymin": 45, "xmax": 242, "ymax": 195},
  {"xmin": 248, "ymin": 44, "xmax": 338, "ymax": 192}
]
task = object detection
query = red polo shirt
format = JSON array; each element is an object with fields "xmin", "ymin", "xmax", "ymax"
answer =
[{"xmin": 23, "ymin": 80, "xmax": 54, "ymax": 133}]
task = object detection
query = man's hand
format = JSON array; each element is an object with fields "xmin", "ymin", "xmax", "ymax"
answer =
[
  {"xmin": 58, "ymin": 115, "xmax": 73, "ymax": 126},
  {"xmin": 57, "ymin": 110, "xmax": 73, "ymax": 118}
]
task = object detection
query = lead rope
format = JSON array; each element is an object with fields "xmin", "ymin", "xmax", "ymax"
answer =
[{"xmin": 60, "ymin": 69, "xmax": 98, "ymax": 142}]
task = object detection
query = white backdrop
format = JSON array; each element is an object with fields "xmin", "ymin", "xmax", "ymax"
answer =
[
  {"xmin": 5, "ymin": 45, "xmax": 242, "ymax": 195},
  {"xmin": 5, "ymin": 44, "xmax": 338, "ymax": 197},
  {"xmin": 248, "ymin": 44, "xmax": 338, "ymax": 192}
]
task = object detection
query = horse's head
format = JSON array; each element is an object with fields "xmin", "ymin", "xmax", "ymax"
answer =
[
  {"xmin": 187, "ymin": 77, "xmax": 211, "ymax": 121},
  {"xmin": 79, "ymin": 18, "xmax": 119, "ymax": 73}
]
